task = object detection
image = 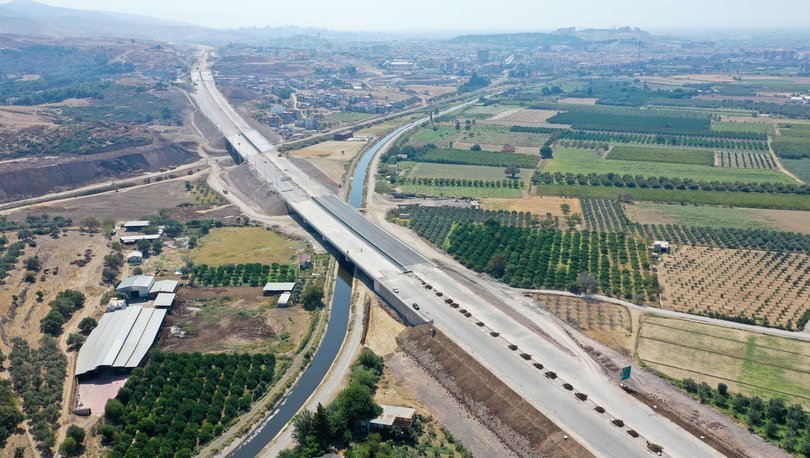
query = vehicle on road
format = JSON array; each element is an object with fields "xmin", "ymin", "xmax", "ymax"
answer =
[
  {"xmin": 412, "ymin": 303, "xmax": 420, "ymax": 310},
  {"xmin": 393, "ymin": 287, "xmax": 399, "ymax": 293}
]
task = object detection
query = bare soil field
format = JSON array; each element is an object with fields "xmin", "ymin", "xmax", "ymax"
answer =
[
  {"xmin": 480, "ymin": 108, "xmax": 563, "ymax": 127},
  {"xmin": 159, "ymin": 286, "xmax": 312, "ymax": 354},
  {"xmin": 405, "ymin": 84, "xmax": 457, "ymax": 98},
  {"xmin": 3, "ymin": 178, "xmax": 196, "ymax": 223},
  {"xmin": 0, "ymin": 104, "xmax": 57, "ymax": 128},
  {"xmin": 290, "ymin": 140, "xmax": 366, "ymax": 160},
  {"xmin": 398, "ymin": 325, "xmax": 593, "ymax": 458},
  {"xmin": 558, "ymin": 97, "xmax": 599, "ymax": 105},
  {"xmin": 637, "ymin": 314, "xmax": 810, "ymax": 406},
  {"xmin": 658, "ymin": 246, "xmax": 810, "ymax": 330},
  {"xmin": 482, "ymin": 195, "xmax": 582, "ymax": 217},
  {"xmin": 536, "ymin": 294, "xmax": 633, "ymax": 354},
  {"xmin": 452, "ymin": 141, "xmax": 539, "ymax": 155}
]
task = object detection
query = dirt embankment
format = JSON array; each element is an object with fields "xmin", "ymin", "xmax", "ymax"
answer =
[
  {"xmin": 397, "ymin": 325, "xmax": 593, "ymax": 458},
  {"xmin": 0, "ymin": 141, "xmax": 197, "ymax": 202},
  {"xmin": 221, "ymin": 164, "xmax": 288, "ymax": 216}
]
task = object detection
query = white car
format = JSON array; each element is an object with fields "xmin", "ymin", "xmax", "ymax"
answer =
[{"xmin": 392, "ymin": 288, "xmax": 399, "ymax": 293}]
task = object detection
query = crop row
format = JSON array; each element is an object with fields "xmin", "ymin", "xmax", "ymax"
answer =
[
  {"xmin": 715, "ymin": 151, "xmax": 776, "ymax": 170},
  {"xmin": 192, "ymin": 263, "xmax": 296, "ymax": 287},
  {"xmin": 556, "ymin": 130, "xmax": 768, "ymax": 151},
  {"xmin": 581, "ymin": 198, "xmax": 630, "ymax": 232},
  {"xmin": 416, "ymin": 148, "xmax": 539, "ymax": 168},
  {"xmin": 710, "ymin": 121, "xmax": 774, "ymax": 136},
  {"xmin": 634, "ymin": 224, "xmax": 810, "ymax": 253},
  {"xmin": 400, "ymin": 177, "xmax": 524, "ymax": 189},
  {"xmin": 532, "ymin": 171, "xmax": 810, "ymax": 195},
  {"xmin": 399, "ymin": 206, "xmax": 534, "ymax": 245}
]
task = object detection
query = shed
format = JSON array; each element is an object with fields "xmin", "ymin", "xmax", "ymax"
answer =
[
  {"xmin": 149, "ymin": 279, "xmax": 179, "ymax": 298},
  {"xmin": 120, "ymin": 234, "xmax": 161, "ymax": 245},
  {"xmin": 263, "ymin": 282, "xmax": 297, "ymax": 296},
  {"xmin": 106, "ymin": 299, "xmax": 127, "ymax": 312},
  {"xmin": 277, "ymin": 292, "xmax": 291, "ymax": 307},
  {"xmin": 653, "ymin": 240, "xmax": 671, "ymax": 253},
  {"xmin": 122, "ymin": 221, "xmax": 150, "ymax": 232},
  {"xmin": 116, "ymin": 275, "xmax": 155, "ymax": 299},
  {"xmin": 153, "ymin": 293, "xmax": 176, "ymax": 309},
  {"xmin": 126, "ymin": 251, "xmax": 143, "ymax": 264},
  {"xmin": 369, "ymin": 405, "xmax": 416, "ymax": 430}
]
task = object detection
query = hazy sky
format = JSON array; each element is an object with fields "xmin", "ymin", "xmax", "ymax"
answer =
[{"xmin": 7, "ymin": 0, "xmax": 810, "ymax": 31}]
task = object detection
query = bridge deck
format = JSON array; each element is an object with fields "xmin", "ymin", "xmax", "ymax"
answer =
[{"xmin": 312, "ymin": 195, "xmax": 428, "ymax": 270}]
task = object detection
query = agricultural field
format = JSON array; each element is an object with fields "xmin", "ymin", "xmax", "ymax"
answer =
[
  {"xmin": 403, "ymin": 162, "xmax": 533, "ymax": 182},
  {"xmin": 190, "ymin": 227, "xmax": 303, "ymax": 266},
  {"xmin": 403, "ymin": 206, "xmax": 657, "ymax": 299},
  {"xmin": 658, "ymin": 246, "xmax": 810, "ymax": 330},
  {"xmin": 322, "ymin": 111, "xmax": 375, "ymax": 125},
  {"xmin": 542, "ymin": 147, "xmax": 793, "ymax": 184},
  {"xmin": 190, "ymin": 182, "xmax": 227, "ymax": 205},
  {"xmin": 461, "ymin": 104, "xmax": 515, "ymax": 118},
  {"xmin": 101, "ymin": 352, "xmax": 276, "ymax": 457},
  {"xmin": 547, "ymin": 109, "xmax": 718, "ymax": 137},
  {"xmin": 191, "ymin": 263, "xmax": 297, "ymax": 287},
  {"xmin": 558, "ymin": 130, "xmax": 768, "ymax": 151},
  {"xmin": 396, "ymin": 206, "xmax": 534, "ymax": 246},
  {"xmin": 479, "ymin": 108, "xmax": 562, "ymax": 127},
  {"xmin": 635, "ymin": 223, "xmax": 810, "ymax": 252},
  {"xmin": 408, "ymin": 123, "xmax": 550, "ymax": 149},
  {"xmin": 537, "ymin": 293, "xmax": 633, "ymax": 352},
  {"xmin": 606, "ymin": 145, "xmax": 714, "ymax": 166},
  {"xmin": 637, "ymin": 314, "xmax": 810, "ymax": 406},
  {"xmin": 534, "ymin": 183, "xmax": 810, "ymax": 211},
  {"xmin": 714, "ymin": 151, "xmax": 776, "ymax": 169},
  {"xmin": 773, "ymin": 123, "xmax": 810, "ymax": 159},
  {"xmin": 399, "ymin": 184, "xmax": 522, "ymax": 199},
  {"xmin": 581, "ymin": 198, "xmax": 630, "ymax": 232},
  {"xmin": 481, "ymin": 195, "xmax": 581, "ymax": 217},
  {"xmin": 710, "ymin": 121, "xmax": 775, "ymax": 136},
  {"xmin": 417, "ymin": 148, "xmax": 539, "ymax": 168},
  {"xmin": 623, "ymin": 201, "xmax": 810, "ymax": 232},
  {"xmin": 783, "ymin": 158, "xmax": 810, "ymax": 183}
]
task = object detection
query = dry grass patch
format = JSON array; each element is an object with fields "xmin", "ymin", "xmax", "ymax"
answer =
[
  {"xmin": 190, "ymin": 226, "xmax": 302, "ymax": 266},
  {"xmin": 481, "ymin": 108, "xmax": 562, "ymax": 127},
  {"xmin": 537, "ymin": 294, "xmax": 633, "ymax": 353},
  {"xmin": 558, "ymin": 97, "xmax": 598, "ymax": 105},
  {"xmin": 290, "ymin": 140, "xmax": 366, "ymax": 160},
  {"xmin": 482, "ymin": 195, "xmax": 581, "ymax": 217}
]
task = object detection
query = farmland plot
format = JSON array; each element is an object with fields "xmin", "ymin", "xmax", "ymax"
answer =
[
  {"xmin": 710, "ymin": 121, "xmax": 775, "ymax": 136},
  {"xmin": 480, "ymin": 109, "xmax": 564, "ymax": 127},
  {"xmin": 658, "ymin": 246, "xmax": 810, "ymax": 330},
  {"xmin": 714, "ymin": 151, "xmax": 776, "ymax": 169}
]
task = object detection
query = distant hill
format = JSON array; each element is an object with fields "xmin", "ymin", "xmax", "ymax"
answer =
[
  {"xmin": 450, "ymin": 32, "xmax": 583, "ymax": 47},
  {"xmin": 0, "ymin": 0, "xmax": 211, "ymax": 40}
]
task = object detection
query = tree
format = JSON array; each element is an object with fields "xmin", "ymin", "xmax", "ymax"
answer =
[
  {"xmin": 504, "ymin": 166, "xmax": 520, "ymax": 179},
  {"xmin": 105, "ymin": 398, "xmax": 125, "ymax": 423},
  {"xmin": 576, "ymin": 272, "xmax": 598, "ymax": 294},
  {"xmin": 59, "ymin": 437, "xmax": 79, "ymax": 456},
  {"xmin": 81, "ymin": 217, "xmax": 101, "ymax": 233},
  {"xmin": 717, "ymin": 383, "xmax": 728, "ymax": 396},
  {"xmin": 66, "ymin": 425, "xmax": 85, "ymax": 444},
  {"xmin": 66, "ymin": 334, "xmax": 86, "ymax": 350},
  {"xmin": 486, "ymin": 253, "xmax": 507, "ymax": 277},
  {"xmin": 24, "ymin": 256, "xmax": 41, "ymax": 272},
  {"xmin": 98, "ymin": 424, "xmax": 117, "ymax": 444},
  {"xmin": 540, "ymin": 145, "xmax": 553, "ymax": 159},
  {"xmin": 40, "ymin": 310, "xmax": 65, "ymax": 336},
  {"xmin": 470, "ymin": 144, "xmax": 482, "ymax": 151},
  {"xmin": 78, "ymin": 317, "xmax": 97, "ymax": 334},
  {"xmin": 335, "ymin": 383, "xmax": 382, "ymax": 429},
  {"xmin": 300, "ymin": 285, "xmax": 324, "ymax": 311}
]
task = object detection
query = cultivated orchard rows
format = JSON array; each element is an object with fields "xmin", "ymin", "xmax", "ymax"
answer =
[
  {"xmin": 715, "ymin": 151, "xmax": 776, "ymax": 170},
  {"xmin": 658, "ymin": 247, "xmax": 810, "ymax": 330}
]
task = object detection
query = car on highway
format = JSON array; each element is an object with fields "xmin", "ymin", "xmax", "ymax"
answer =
[
  {"xmin": 412, "ymin": 303, "xmax": 420, "ymax": 310},
  {"xmin": 393, "ymin": 287, "xmax": 399, "ymax": 293}
]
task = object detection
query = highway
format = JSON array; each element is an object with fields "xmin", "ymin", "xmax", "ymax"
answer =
[{"xmin": 192, "ymin": 60, "xmax": 723, "ymax": 457}]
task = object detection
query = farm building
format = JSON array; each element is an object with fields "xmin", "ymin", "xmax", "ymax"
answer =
[
  {"xmin": 653, "ymin": 240, "xmax": 671, "ymax": 253},
  {"xmin": 106, "ymin": 299, "xmax": 127, "ymax": 312},
  {"xmin": 122, "ymin": 221, "xmax": 150, "ymax": 232},
  {"xmin": 153, "ymin": 293, "xmax": 176, "ymax": 309},
  {"xmin": 263, "ymin": 282, "xmax": 297, "ymax": 296},
  {"xmin": 367, "ymin": 405, "xmax": 416, "ymax": 431},
  {"xmin": 117, "ymin": 275, "xmax": 155, "ymax": 299},
  {"xmin": 120, "ymin": 234, "xmax": 161, "ymax": 245},
  {"xmin": 149, "ymin": 279, "xmax": 179, "ymax": 298},
  {"xmin": 298, "ymin": 254, "xmax": 312, "ymax": 269},
  {"xmin": 126, "ymin": 251, "xmax": 143, "ymax": 264},
  {"xmin": 277, "ymin": 292, "xmax": 291, "ymax": 307},
  {"xmin": 334, "ymin": 131, "xmax": 354, "ymax": 141},
  {"xmin": 75, "ymin": 306, "xmax": 167, "ymax": 377}
]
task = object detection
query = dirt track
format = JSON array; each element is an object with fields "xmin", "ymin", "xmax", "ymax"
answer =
[{"xmin": 398, "ymin": 325, "xmax": 593, "ymax": 458}]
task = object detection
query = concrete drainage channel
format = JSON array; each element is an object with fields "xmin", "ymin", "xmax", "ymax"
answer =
[{"xmin": 422, "ymin": 281, "xmax": 666, "ymax": 456}]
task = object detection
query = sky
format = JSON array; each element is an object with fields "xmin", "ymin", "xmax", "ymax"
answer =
[{"xmin": 5, "ymin": 0, "xmax": 810, "ymax": 31}]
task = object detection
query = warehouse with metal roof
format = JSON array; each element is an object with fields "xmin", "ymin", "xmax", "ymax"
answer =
[{"xmin": 75, "ymin": 306, "xmax": 167, "ymax": 377}]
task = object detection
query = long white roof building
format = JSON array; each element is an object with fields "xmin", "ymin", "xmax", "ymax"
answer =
[{"xmin": 75, "ymin": 306, "xmax": 167, "ymax": 376}]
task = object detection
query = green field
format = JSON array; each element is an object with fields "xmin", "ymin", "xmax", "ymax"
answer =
[
  {"xmin": 544, "ymin": 148, "xmax": 792, "ymax": 184},
  {"xmin": 626, "ymin": 202, "xmax": 774, "ymax": 230},
  {"xmin": 710, "ymin": 121, "xmax": 774, "ymax": 136},
  {"xmin": 408, "ymin": 124, "xmax": 549, "ymax": 148},
  {"xmin": 403, "ymin": 162, "xmax": 533, "ymax": 182},
  {"xmin": 783, "ymin": 158, "xmax": 810, "ymax": 183},
  {"xmin": 400, "ymin": 184, "xmax": 522, "ymax": 199},
  {"xmin": 607, "ymin": 145, "xmax": 714, "ymax": 166},
  {"xmin": 418, "ymin": 148, "xmax": 539, "ymax": 168},
  {"xmin": 536, "ymin": 183, "xmax": 810, "ymax": 211},
  {"xmin": 323, "ymin": 111, "xmax": 375, "ymax": 124},
  {"xmin": 774, "ymin": 124, "xmax": 810, "ymax": 159}
]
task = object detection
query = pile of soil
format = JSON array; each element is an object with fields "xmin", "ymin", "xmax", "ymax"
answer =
[{"xmin": 398, "ymin": 325, "xmax": 593, "ymax": 458}]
